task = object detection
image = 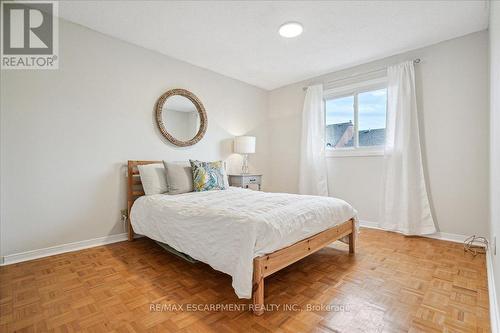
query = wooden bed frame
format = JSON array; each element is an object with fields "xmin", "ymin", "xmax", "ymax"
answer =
[{"xmin": 127, "ymin": 160, "xmax": 356, "ymax": 316}]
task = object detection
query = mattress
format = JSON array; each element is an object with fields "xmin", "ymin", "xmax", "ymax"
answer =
[{"xmin": 130, "ymin": 187, "xmax": 358, "ymax": 298}]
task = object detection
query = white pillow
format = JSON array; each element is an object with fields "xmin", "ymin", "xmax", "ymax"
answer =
[{"xmin": 137, "ymin": 163, "xmax": 168, "ymax": 195}]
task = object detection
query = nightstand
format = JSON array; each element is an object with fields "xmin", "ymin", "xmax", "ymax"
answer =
[{"xmin": 229, "ymin": 174, "xmax": 263, "ymax": 191}]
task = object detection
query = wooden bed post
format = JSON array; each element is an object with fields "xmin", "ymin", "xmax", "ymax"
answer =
[
  {"xmin": 349, "ymin": 219, "xmax": 356, "ymax": 254},
  {"xmin": 127, "ymin": 161, "xmax": 135, "ymax": 241},
  {"xmin": 252, "ymin": 259, "xmax": 265, "ymax": 316}
]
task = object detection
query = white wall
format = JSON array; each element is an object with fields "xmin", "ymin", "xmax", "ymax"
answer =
[
  {"xmin": 268, "ymin": 31, "xmax": 489, "ymax": 237},
  {"xmin": 0, "ymin": 19, "xmax": 269, "ymax": 256},
  {"xmin": 489, "ymin": 0, "xmax": 500, "ymax": 318}
]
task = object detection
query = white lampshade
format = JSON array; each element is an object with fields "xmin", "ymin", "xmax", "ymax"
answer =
[{"xmin": 234, "ymin": 136, "xmax": 256, "ymax": 154}]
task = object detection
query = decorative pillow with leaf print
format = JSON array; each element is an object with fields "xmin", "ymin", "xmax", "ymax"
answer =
[{"xmin": 189, "ymin": 160, "xmax": 227, "ymax": 192}]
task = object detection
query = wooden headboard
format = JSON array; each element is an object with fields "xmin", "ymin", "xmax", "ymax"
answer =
[{"xmin": 127, "ymin": 160, "xmax": 161, "ymax": 241}]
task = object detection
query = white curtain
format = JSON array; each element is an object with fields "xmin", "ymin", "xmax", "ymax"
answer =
[
  {"xmin": 380, "ymin": 61, "xmax": 436, "ymax": 235},
  {"xmin": 298, "ymin": 84, "xmax": 329, "ymax": 196}
]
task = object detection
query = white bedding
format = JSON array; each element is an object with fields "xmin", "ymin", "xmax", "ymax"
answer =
[{"xmin": 130, "ymin": 187, "xmax": 358, "ymax": 298}]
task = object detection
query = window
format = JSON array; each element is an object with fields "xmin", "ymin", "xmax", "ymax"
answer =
[
  {"xmin": 325, "ymin": 95, "xmax": 354, "ymax": 148},
  {"xmin": 325, "ymin": 84, "xmax": 387, "ymax": 154}
]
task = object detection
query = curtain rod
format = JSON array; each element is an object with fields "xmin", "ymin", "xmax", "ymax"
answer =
[{"xmin": 302, "ymin": 58, "xmax": 421, "ymax": 91}]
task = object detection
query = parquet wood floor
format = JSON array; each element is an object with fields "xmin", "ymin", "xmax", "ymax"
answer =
[{"xmin": 0, "ymin": 228, "xmax": 490, "ymax": 333}]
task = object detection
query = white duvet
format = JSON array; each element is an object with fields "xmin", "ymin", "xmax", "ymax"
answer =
[{"xmin": 130, "ymin": 187, "xmax": 358, "ymax": 298}]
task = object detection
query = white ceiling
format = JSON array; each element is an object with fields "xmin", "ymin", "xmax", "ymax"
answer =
[{"xmin": 59, "ymin": 1, "xmax": 489, "ymax": 90}]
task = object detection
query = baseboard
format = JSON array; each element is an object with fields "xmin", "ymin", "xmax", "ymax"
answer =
[
  {"xmin": 487, "ymin": 249, "xmax": 500, "ymax": 333},
  {"xmin": 1, "ymin": 232, "xmax": 129, "ymax": 266},
  {"xmin": 424, "ymin": 232, "xmax": 471, "ymax": 244},
  {"xmin": 358, "ymin": 220, "xmax": 382, "ymax": 230},
  {"xmin": 359, "ymin": 220, "xmax": 472, "ymax": 244}
]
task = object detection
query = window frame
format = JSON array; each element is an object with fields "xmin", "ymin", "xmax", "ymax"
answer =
[{"xmin": 324, "ymin": 77, "xmax": 387, "ymax": 158}]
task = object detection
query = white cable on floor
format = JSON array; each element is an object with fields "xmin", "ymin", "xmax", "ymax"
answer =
[{"xmin": 464, "ymin": 235, "xmax": 488, "ymax": 256}]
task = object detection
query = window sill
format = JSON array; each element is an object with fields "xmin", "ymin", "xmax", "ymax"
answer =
[{"xmin": 326, "ymin": 148, "xmax": 384, "ymax": 158}]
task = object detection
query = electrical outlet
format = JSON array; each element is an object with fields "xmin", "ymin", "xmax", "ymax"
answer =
[{"xmin": 120, "ymin": 209, "xmax": 128, "ymax": 224}]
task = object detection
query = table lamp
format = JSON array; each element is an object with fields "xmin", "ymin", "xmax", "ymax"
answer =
[{"xmin": 234, "ymin": 136, "xmax": 256, "ymax": 174}]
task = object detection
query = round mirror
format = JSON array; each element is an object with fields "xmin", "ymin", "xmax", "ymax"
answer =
[{"xmin": 155, "ymin": 89, "xmax": 207, "ymax": 147}]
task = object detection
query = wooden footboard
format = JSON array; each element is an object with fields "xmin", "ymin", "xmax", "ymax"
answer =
[{"xmin": 252, "ymin": 218, "xmax": 356, "ymax": 315}]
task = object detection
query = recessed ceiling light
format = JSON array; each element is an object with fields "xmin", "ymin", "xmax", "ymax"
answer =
[{"xmin": 279, "ymin": 22, "xmax": 303, "ymax": 38}]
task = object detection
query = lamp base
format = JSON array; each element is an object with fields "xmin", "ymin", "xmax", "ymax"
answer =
[{"xmin": 241, "ymin": 154, "xmax": 249, "ymax": 174}]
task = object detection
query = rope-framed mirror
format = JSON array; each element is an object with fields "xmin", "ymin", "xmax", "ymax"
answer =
[{"xmin": 155, "ymin": 89, "xmax": 208, "ymax": 147}]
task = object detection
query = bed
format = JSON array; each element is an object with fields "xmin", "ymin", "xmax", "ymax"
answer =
[{"xmin": 127, "ymin": 160, "xmax": 358, "ymax": 315}]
